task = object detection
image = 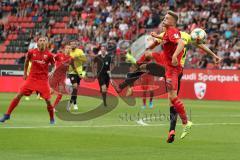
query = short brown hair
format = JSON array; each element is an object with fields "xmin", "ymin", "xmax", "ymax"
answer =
[{"xmin": 167, "ymin": 10, "xmax": 178, "ymax": 22}]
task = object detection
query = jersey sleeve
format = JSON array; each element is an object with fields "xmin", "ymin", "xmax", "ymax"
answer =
[{"xmin": 168, "ymin": 28, "xmax": 181, "ymax": 43}]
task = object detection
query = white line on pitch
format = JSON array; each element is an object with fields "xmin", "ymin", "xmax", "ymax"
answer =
[{"xmin": 1, "ymin": 122, "xmax": 240, "ymax": 129}]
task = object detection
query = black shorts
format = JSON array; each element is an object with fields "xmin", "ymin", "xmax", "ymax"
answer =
[
  {"xmin": 97, "ymin": 73, "xmax": 110, "ymax": 88},
  {"xmin": 68, "ymin": 74, "xmax": 81, "ymax": 85}
]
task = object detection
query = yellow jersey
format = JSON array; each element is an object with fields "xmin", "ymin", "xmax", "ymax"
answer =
[
  {"xmin": 68, "ymin": 48, "xmax": 86, "ymax": 75},
  {"xmin": 155, "ymin": 31, "xmax": 192, "ymax": 66}
]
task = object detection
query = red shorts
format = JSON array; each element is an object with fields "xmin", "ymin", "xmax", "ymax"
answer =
[
  {"xmin": 20, "ymin": 78, "xmax": 51, "ymax": 100},
  {"xmin": 140, "ymin": 73, "xmax": 154, "ymax": 90},
  {"xmin": 165, "ymin": 65, "xmax": 183, "ymax": 91}
]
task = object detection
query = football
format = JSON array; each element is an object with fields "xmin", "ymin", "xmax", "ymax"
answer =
[{"xmin": 190, "ymin": 28, "xmax": 207, "ymax": 44}]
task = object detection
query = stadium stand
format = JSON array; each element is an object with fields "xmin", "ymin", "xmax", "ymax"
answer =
[{"xmin": 0, "ymin": 0, "xmax": 239, "ymax": 69}]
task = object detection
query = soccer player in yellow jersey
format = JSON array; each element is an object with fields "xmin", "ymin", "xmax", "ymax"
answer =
[{"xmin": 67, "ymin": 40, "xmax": 87, "ymax": 111}]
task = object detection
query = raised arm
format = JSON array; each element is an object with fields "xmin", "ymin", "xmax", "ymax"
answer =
[{"xmin": 196, "ymin": 44, "xmax": 222, "ymax": 64}]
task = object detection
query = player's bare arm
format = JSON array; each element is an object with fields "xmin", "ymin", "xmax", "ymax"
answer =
[
  {"xmin": 172, "ymin": 39, "xmax": 185, "ymax": 66},
  {"xmin": 196, "ymin": 44, "xmax": 222, "ymax": 64},
  {"xmin": 23, "ymin": 56, "xmax": 30, "ymax": 80}
]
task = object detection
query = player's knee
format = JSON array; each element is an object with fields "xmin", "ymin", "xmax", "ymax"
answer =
[
  {"xmin": 101, "ymin": 85, "xmax": 107, "ymax": 92},
  {"xmin": 45, "ymin": 99, "xmax": 51, "ymax": 106},
  {"xmin": 168, "ymin": 90, "xmax": 177, "ymax": 101},
  {"xmin": 73, "ymin": 83, "xmax": 78, "ymax": 88},
  {"xmin": 139, "ymin": 64, "xmax": 147, "ymax": 71},
  {"xmin": 16, "ymin": 93, "xmax": 23, "ymax": 100}
]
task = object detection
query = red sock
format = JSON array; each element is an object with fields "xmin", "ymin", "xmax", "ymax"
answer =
[
  {"xmin": 47, "ymin": 105, "xmax": 54, "ymax": 120},
  {"xmin": 53, "ymin": 94, "xmax": 62, "ymax": 108},
  {"xmin": 150, "ymin": 91, "xmax": 154, "ymax": 102},
  {"xmin": 171, "ymin": 97, "xmax": 188, "ymax": 124},
  {"xmin": 6, "ymin": 97, "xmax": 20, "ymax": 115},
  {"xmin": 143, "ymin": 98, "xmax": 146, "ymax": 105}
]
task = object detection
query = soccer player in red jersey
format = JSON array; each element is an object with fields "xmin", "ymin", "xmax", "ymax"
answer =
[
  {"xmin": 159, "ymin": 11, "xmax": 193, "ymax": 139},
  {"xmin": 52, "ymin": 44, "xmax": 73, "ymax": 108},
  {"xmin": 0, "ymin": 36, "xmax": 56, "ymax": 124}
]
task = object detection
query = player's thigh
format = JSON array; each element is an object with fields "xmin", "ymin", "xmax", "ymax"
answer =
[
  {"xmin": 146, "ymin": 63, "xmax": 165, "ymax": 77},
  {"xmin": 37, "ymin": 82, "xmax": 51, "ymax": 100},
  {"xmin": 19, "ymin": 80, "xmax": 34, "ymax": 97},
  {"xmin": 68, "ymin": 74, "xmax": 80, "ymax": 86},
  {"xmin": 165, "ymin": 67, "xmax": 181, "ymax": 94}
]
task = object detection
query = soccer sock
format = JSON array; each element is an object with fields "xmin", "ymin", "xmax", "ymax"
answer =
[
  {"xmin": 6, "ymin": 97, "xmax": 20, "ymax": 115},
  {"xmin": 143, "ymin": 92, "xmax": 146, "ymax": 106},
  {"xmin": 71, "ymin": 88, "xmax": 78, "ymax": 105},
  {"xmin": 171, "ymin": 97, "xmax": 188, "ymax": 124},
  {"xmin": 150, "ymin": 91, "xmax": 154, "ymax": 103},
  {"xmin": 53, "ymin": 94, "xmax": 62, "ymax": 108},
  {"xmin": 119, "ymin": 71, "xmax": 145, "ymax": 90},
  {"xmin": 102, "ymin": 92, "xmax": 107, "ymax": 106},
  {"xmin": 47, "ymin": 105, "xmax": 54, "ymax": 120},
  {"xmin": 169, "ymin": 106, "xmax": 178, "ymax": 131}
]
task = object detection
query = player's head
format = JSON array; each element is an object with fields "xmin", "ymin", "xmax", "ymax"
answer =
[
  {"xmin": 70, "ymin": 40, "xmax": 77, "ymax": 50},
  {"xmin": 100, "ymin": 44, "xmax": 107, "ymax": 56},
  {"xmin": 37, "ymin": 36, "xmax": 48, "ymax": 51},
  {"xmin": 64, "ymin": 44, "xmax": 71, "ymax": 55},
  {"xmin": 163, "ymin": 11, "xmax": 178, "ymax": 27}
]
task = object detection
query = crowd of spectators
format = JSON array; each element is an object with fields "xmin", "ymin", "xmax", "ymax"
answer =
[{"xmin": 0, "ymin": 0, "xmax": 239, "ymax": 69}]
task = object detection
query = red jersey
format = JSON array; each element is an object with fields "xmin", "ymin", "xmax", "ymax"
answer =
[
  {"xmin": 27, "ymin": 48, "xmax": 54, "ymax": 80},
  {"xmin": 162, "ymin": 27, "xmax": 184, "ymax": 67},
  {"xmin": 54, "ymin": 52, "xmax": 72, "ymax": 68}
]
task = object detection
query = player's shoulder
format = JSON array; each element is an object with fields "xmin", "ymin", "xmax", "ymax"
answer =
[
  {"xmin": 28, "ymin": 48, "xmax": 37, "ymax": 54},
  {"xmin": 75, "ymin": 48, "xmax": 84, "ymax": 54},
  {"xmin": 180, "ymin": 31, "xmax": 191, "ymax": 38},
  {"xmin": 180, "ymin": 31, "xmax": 192, "ymax": 44},
  {"xmin": 45, "ymin": 50, "xmax": 54, "ymax": 56}
]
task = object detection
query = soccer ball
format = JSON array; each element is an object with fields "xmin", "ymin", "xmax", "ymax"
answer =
[{"xmin": 190, "ymin": 28, "xmax": 207, "ymax": 44}]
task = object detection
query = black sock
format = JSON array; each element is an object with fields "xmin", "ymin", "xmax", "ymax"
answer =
[
  {"xmin": 102, "ymin": 92, "xmax": 107, "ymax": 106},
  {"xmin": 169, "ymin": 106, "xmax": 178, "ymax": 131},
  {"xmin": 71, "ymin": 88, "xmax": 78, "ymax": 105}
]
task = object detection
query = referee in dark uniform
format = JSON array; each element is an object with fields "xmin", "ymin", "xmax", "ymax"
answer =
[{"xmin": 93, "ymin": 44, "xmax": 113, "ymax": 107}]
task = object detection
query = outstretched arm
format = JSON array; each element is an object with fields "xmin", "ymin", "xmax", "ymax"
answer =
[
  {"xmin": 196, "ymin": 44, "xmax": 222, "ymax": 64},
  {"xmin": 23, "ymin": 56, "xmax": 30, "ymax": 80}
]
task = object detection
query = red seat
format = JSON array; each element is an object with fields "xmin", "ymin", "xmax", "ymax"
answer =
[
  {"xmin": 38, "ymin": 16, "xmax": 42, "ymax": 22},
  {"xmin": 27, "ymin": 17, "xmax": 32, "ymax": 22},
  {"xmin": 0, "ymin": 46, "xmax": 6, "ymax": 52},
  {"xmin": 63, "ymin": 16, "xmax": 70, "ymax": 22},
  {"xmin": 4, "ymin": 40, "xmax": 10, "ymax": 45}
]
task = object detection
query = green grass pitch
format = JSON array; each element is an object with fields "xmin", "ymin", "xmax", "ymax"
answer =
[{"xmin": 0, "ymin": 93, "xmax": 240, "ymax": 160}]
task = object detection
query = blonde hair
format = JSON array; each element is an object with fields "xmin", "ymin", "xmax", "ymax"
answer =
[{"xmin": 167, "ymin": 10, "xmax": 178, "ymax": 22}]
